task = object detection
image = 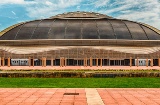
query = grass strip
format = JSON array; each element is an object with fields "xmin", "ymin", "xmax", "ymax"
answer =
[{"xmin": 0, "ymin": 77, "xmax": 160, "ymax": 88}]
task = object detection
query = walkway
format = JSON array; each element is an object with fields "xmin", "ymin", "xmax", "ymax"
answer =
[
  {"xmin": 0, "ymin": 66, "xmax": 160, "ymax": 70},
  {"xmin": 0, "ymin": 88, "xmax": 160, "ymax": 105}
]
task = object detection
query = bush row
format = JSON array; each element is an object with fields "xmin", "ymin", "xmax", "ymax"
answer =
[{"xmin": 0, "ymin": 72, "xmax": 160, "ymax": 78}]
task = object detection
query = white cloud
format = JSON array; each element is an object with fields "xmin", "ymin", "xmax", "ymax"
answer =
[
  {"xmin": 0, "ymin": 0, "xmax": 159, "ymax": 30},
  {"xmin": 45, "ymin": 1, "xmax": 53, "ymax": 6},
  {"xmin": 96, "ymin": 0, "xmax": 160, "ymax": 29},
  {"xmin": 24, "ymin": 0, "xmax": 82, "ymax": 18},
  {"xmin": 11, "ymin": 11, "xmax": 16, "ymax": 15},
  {"xmin": 94, "ymin": 0, "xmax": 110, "ymax": 7},
  {"xmin": 0, "ymin": 0, "xmax": 35, "ymax": 4}
]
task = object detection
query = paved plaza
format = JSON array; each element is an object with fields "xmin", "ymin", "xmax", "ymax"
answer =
[
  {"xmin": 0, "ymin": 66, "xmax": 160, "ymax": 70},
  {"xmin": 0, "ymin": 88, "xmax": 160, "ymax": 105}
]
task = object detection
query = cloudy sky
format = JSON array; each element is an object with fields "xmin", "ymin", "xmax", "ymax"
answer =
[{"xmin": 0, "ymin": 0, "xmax": 159, "ymax": 31}]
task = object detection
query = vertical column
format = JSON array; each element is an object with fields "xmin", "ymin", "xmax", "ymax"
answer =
[
  {"xmin": 44, "ymin": 57, "xmax": 46, "ymax": 67},
  {"xmin": 85, "ymin": 58, "xmax": 87, "ymax": 67},
  {"xmin": 65, "ymin": 58, "xmax": 67, "ymax": 67},
  {"xmin": 0, "ymin": 57, "xmax": 1, "ymax": 67},
  {"xmin": 158, "ymin": 58, "xmax": 160, "ymax": 67},
  {"xmin": 62, "ymin": 58, "xmax": 63, "ymax": 67},
  {"xmin": 32, "ymin": 58, "xmax": 34, "ymax": 67},
  {"xmin": 146, "ymin": 59, "xmax": 148, "ymax": 67},
  {"xmin": 8, "ymin": 57, "xmax": 10, "ymax": 67},
  {"xmin": 60, "ymin": 58, "xmax": 61, "ymax": 67},
  {"xmin": 136, "ymin": 57, "xmax": 139, "ymax": 67},
  {"xmin": 51, "ymin": 58, "xmax": 53, "ymax": 67},
  {"xmin": 3, "ymin": 57, "xmax": 5, "ymax": 67},
  {"xmin": 61, "ymin": 58, "xmax": 63, "ymax": 67},
  {"xmin": 84, "ymin": 58, "xmax": 85, "ymax": 67},
  {"xmin": 63, "ymin": 58, "xmax": 65, "ymax": 67},
  {"xmin": 29, "ymin": 57, "xmax": 31, "ymax": 67},
  {"xmin": 130, "ymin": 57, "xmax": 132, "ymax": 67},
  {"xmin": 96, "ymin": 58, "xmax": 98, "ymax": 67},
  {"xmin": 90, "ymin": 57, "xmax": 92, "ymax": 67},
  {"xmin": 100, "ymin": 58, "xmax": 102, "ymax": 67},
  {"xmin": 42, "ymin": 57, "xmax": 44, "ymax": 67},
  {"xmin": 151, "ymin": 59, "xmax": 153, "ymax": 67}
]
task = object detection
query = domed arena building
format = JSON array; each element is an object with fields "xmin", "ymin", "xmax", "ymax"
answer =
[{"xmin": 0, "ymin": 11, "xmax": 160, "ymax": 67}]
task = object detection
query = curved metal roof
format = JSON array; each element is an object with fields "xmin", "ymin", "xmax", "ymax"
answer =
[
  {"xmin": 0, "ymin": 11, "xmax": 160, "ymax": 40},
  {"xmin": 49, "ymin": 11, "xmax": 113, "ymax": 19}
]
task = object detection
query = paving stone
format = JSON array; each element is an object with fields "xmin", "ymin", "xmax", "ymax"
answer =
[{"xmin": 0, "ymin": 88, "xmax": 160, "ymax": 105}]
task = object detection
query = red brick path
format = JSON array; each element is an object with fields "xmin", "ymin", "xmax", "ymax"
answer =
[{"xmin": 0, "ymin": 88, "xmax": 160, "ymax": 105}]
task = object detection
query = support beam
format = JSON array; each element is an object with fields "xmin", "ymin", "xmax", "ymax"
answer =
[
  {"xmin": 61, "ymin": 58, "xmax": 63, "ymax": 67},
  {"xmin": 85, "ymin": 58, "xmax": 87, "ymax": 67},
  {"xmin": 8, "ymin": 57, "xmax": 10, "ymax": 67},
  {"xmin": 63, "ymin": 58, "xmax": 65, "ymax": 67},
  {"xmin": 158, "ymin": 58, "xmax": 160, "ymax": 67},
  {"xmin": 130, "ymin": 57, "xmax": 132, "ymax": 67},
  {"xmin": 29, "ymin": 57, "xmax": 31, "ymax": 67},
  {"xmin": 51, "ymin": 58, "xmax": 53, "ymax": 67},
  {"xmin": 146, "ymin": 59, "xmax": 148, "ymax": 67},
  {"xmin": 32, "ymin": 58, "xmax": 34, "ymax": 67},
  {"xmin": 2, "ymin": 57, "xmax": 4, "ymax": 67},
  {"xmin": 151, "ymin": 59, "xmax": 153, "ymax": 67},
  {"xmin": 42, "ymin": 57, "xmax": 43, "ymax": 67},
  {"xmin": 100, "ymin": 58, "xmax": 102, "ymax": 67},
  {"xmin": 136, "ymin": 57, "xmax": 139, "ymax": 67},
  {"xmin": 65, "ymin": 58, "xmax": 67, "ymax": 67},
  {"xmin": 96, "ymin": 58, "xmax": 98, "ymax": 67},
  {"xmin": 0, "ymin": 57, "xmax": 1, "ymax": 67},
  {"xmin": 60, "ymin": 58, "xmax": 61, "ymax": 67},
  {"xmin": 2, "ymin": 57, "xmax": 5, "ymax": 66},
  {"xmin": 90, "ymin": 57, "xmax": 92, "ymax": 67},
  {"xmin": 84, "ymin": 58, "xmax": 85, "ymax": 67},
  {"xmin": 44, "ymin": 57, "xmax": 46, "ymax": 67}
]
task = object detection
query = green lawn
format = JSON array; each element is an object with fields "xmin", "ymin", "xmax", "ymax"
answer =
[{"xmin": 0, "ymin": 77, "xmax": 160, "ymax": 88}]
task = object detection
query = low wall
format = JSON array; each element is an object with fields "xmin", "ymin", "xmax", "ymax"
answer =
[{"xmin": 0, "ymin": 72, "xmax": 160, "ymax": 78}]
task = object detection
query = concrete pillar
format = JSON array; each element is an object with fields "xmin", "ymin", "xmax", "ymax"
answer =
[
  {"xmin": 60, "ymin": 57, "xmax": 63, "ymax": 67},
  {"xmin": 96, "ymin": 58, "xmax": 98, "ymax": 67},
  {"xmin": 8, "ymin": 57, "xmax": 10, "ymax": 67},
  {"xmin": 63, "ymin": 58, "xmax": 65, "ymax": 67},
  {"xmin": 151, "ymin": 59, "xmax": 153, "ymax": 67},
  {"xmin": 32, "ymin": 58, "xmax": 34, "ymax": 67},
  {"xmin": 158, "ymin": 58, "xmax": 160, "ymax": 67},
  {"xmin": 130, "ymin": 57, "xmax": 132, "ymax": 67},
  {"xmin": 29, "ymin": 57, "xmax": 31, "ymax": 67},
  {"xmin": 90, "ymin": 57, "xmax": 92, "ymax": 67},
  {"xmin": 51, "ymin": 58, "xmax": 53, "ymax": 67},
  {"xmin": 84, "ymin": 58, "xmax": 85, "ymax": 67},
  {"xmin": 59, "ymin": 58, "xmax": 61, "ymax": 67},
  {"xmin": 100, "ymin": 58, "xmax": 102, "ymax": 67},
  {"xmin": 65, "ymin": 58, "xmax": 67, "ymax": 67},
  {"xmin": 2, "ymin": 57, "xmax": 4, "ymax": 67},
  {"xmin": 86, "ymin": 58, "xmax": 88, "ymax": 67},
  {"xmin": 146, "ymin": 59, "xmax": 148, "ymax": 67},
  {"xmin": 61, "ymin": 58, "xmax": 63, "ymax": 67},
  {"xmin": 136, "ymin": 57, "xmax": 139, "ymax": 67},
  {"xmin": 42, "ymin": 57, "xmax": 43, "ymax": 67},
  {"xmin": 0, "ymin": 57, "xmax": 1, "ymax": 67},
  {"xmin": 85, "ymin": 58, "xmax": 87, "ymax": 67},
  {"xmin": 44, "ymin": 57, "xmax": 46, "ymax": 67},
  {"xmin": 62, "ymin": 58, "xmax": 64, "ymax": 67}
]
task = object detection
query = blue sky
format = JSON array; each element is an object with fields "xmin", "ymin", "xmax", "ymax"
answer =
[{"xmin": 0, "ymin": 0, "xmax": 160, "ymax": 31}]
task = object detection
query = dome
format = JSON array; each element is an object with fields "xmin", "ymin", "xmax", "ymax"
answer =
[{"xmin": 0, "ymin": 11, "xmax": 160, "ymax": 40}]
